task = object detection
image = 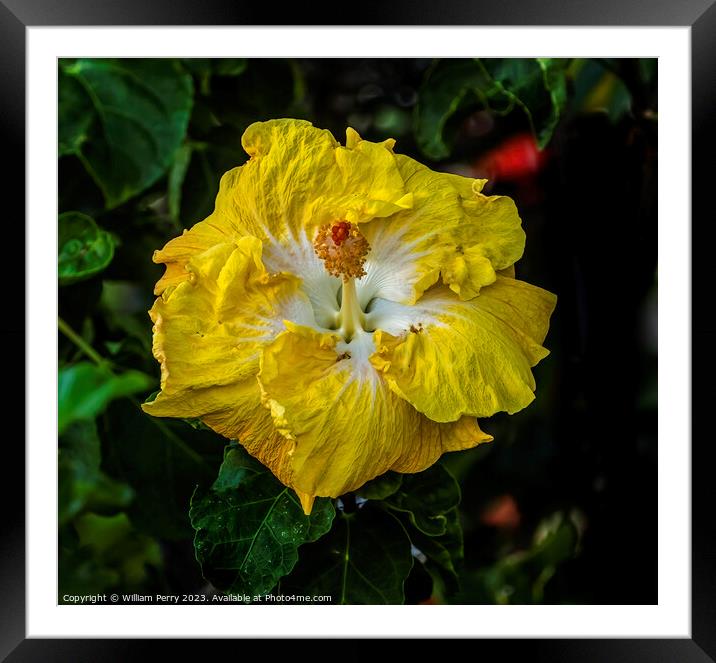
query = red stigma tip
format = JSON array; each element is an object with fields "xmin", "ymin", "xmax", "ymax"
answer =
[
  {"xmin": 314, "ymin": 221, "xmax": 370, "ymax": 279},
  {"xmin": 331, "ymin": 221, "xmax": 351, "ymax": 246}
]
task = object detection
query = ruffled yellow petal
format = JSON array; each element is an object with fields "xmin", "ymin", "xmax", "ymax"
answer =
[
  {"xmin": 143, "ymin": 376, "xmax": 299, "ymax": 493},
  {"xmin": 351, "ymin": 131, "xmax": 524, "ymax": 306},
  {"xmin": 370, "ymin": 276, "xmax": 557, "ymax": 422},
  {"xmin": 147, "ymin": 236, "xmax": 314, "ymax": 397},
  {"xmin": 216, "ymin": 119, "xmax": 411, "ymax": 242},
  {"xmin": 152, "ymin": 219, "xmax": 230, "ymax": 295},
  {"xmin": 257, "ymin": 323, "xmax": 491, "ymax": 502},
  {"xmin": 152, "ymin": 119, "xmax": 412, "ymax": 295},
  {"xmin": 144, "ymin": 233, "xmax": 319, "ymax": 507},
  {"xmin": 442, "ymin": 244, "xmax": 496, "ymax": 301},
  {"xmin": 444, "ymin": 193, "xmax": 526, "ymax": 299}
]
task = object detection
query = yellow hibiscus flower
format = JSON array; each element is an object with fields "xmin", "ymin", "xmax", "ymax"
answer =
[{"xmin": 142, "ymin": 119, "xmax": 556, "ymax": 514}]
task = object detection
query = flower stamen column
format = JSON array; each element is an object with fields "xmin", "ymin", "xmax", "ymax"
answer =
[{"xmin": 314, "ymin": 221, "xmax": 371, "ymax": 342}]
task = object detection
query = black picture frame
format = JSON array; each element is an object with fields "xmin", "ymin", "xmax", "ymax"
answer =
[{"xmin": 5, "ymin": 0, "xmax": 711, "ymax": 658}]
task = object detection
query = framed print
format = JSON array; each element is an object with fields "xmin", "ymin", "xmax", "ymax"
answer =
[{"xmin": 3, "ymin": 0, "xmax": 711, "ymax": 658}]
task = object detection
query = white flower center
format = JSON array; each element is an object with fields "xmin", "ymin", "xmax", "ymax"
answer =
[{"xmin": 262, "ymin": 226, "xmax": 435, "ymax": 351}]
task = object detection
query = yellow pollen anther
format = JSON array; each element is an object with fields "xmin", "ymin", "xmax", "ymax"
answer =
[{"xmin": 313, "ymin": 221, "xmax": 370, "ymax": 279}]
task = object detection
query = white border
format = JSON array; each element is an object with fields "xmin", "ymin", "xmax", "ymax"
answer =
[{"xmin": 28, "ymin": 27, "xmax": 690, "ymax": 638}]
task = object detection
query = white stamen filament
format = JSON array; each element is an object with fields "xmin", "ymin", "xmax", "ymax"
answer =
[{"xmin": 337, "ymin": 277, "xmax": 367, "ymax": 343}]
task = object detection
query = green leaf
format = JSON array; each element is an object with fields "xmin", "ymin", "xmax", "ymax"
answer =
[
  {"xmin": 58, "ymin": 212, "xmax": 115, "ymax": 286},
  {"xmin": 406, "ymin": 507, "xmax": 464, "ymax": 597},
  {"xmin": 532, "ymin": 58, "xmax": 569, "ymax": 143},
  {"xmin": 100, "ymin": 398, "xmax": 224, "ymax": 541},
  {"xmin": 59, "ymin": 460, "xmax": 134, "ymax": 526},
  {"xmin": 189, "ymin": 444, "xmax": 335, "ymax": 597},
  {"xmin": 357, "ymin": 471, "xmax": 403, "ymax": 501},
  {"xmin": 282, "ymin": 506, "xmax": 414, "ymax": 604},
  {"xmin": 167, "ymin": 143, "xmax": 193, "ymax": 222},
  {"xmin": 59, "ymin": 420, "xmax": 134, "ymax": 525},
  {"xmin": 58, "ymin": 58, "xmax": 193, "ymax": 208},
  {"xmin": 58, "ymin": 70, "xmax": 93, "ymax": 156},
  {"xmin": 415, "ymin": 58, "xmax": 568, "ymax": 160},
  {"xmin": 384, "ymin": 463, "xmax": 461, "ymax": 536},
  {"xmin": 58, "ymin": 362, "xmax": 153, "ymax": 434},
  {"xmin": 530, "ymin": 511, "xmax": 580, "ymax": 569}
]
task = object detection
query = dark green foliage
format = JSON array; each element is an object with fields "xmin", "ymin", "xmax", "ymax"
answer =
[
  {"xmin": 59, "ymin": 512, "xmax": 162, "ymax": 598},
  {"xmin": 59, "ymin": 420, "xmax": 133, "ymax": 526},
  {"xmin": 281, "ymin": 506, "xmax": 414, "ymax": 604},
  {"xmin": 415, "ymin": 58, "xmax": 568, "ymax": 159},
  {"xmin": 404, "ymin": 507, "xmax": 464, "ymax": 597},
  {"xmin": 190, "ymin": 444, "xmax": 335, "ymax": 597},
  {"xmin": 57, "ymin": 57, "xmax": 657, "ymax": 606},
  {"xmin": 456, "ymin": 512, "xmax": 580, "ymax": 604},
  {"xmin": 58, "ymin": 362, "xmax": 152, "ymax": 434},
  {"xmin": 356, "ymin": 471, "xmax": 403, "ymax": 500},
  {"xmin": 59, "ymin": 59, "xmax": 193, "ymax": 208},
  {"xmin": 58, "ymin": 212, "xmax": 115, "ymax": 285},
  {"xmin": 100, "ymin": 398, "xmax": 224, "ymax": 541},
  {"xmin": 384, "ymin": 463, "xmax": 461, "ymax": 536}
]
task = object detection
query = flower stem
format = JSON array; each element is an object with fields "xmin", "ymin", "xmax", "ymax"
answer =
[{"xmin": 58, "ymin": 316, "xmax": 107, "ymax": 368}]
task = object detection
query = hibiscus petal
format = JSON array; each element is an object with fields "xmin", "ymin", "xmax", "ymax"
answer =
[
  {"xmin": 152, "ymin": 219, "xmax": 230, "ymax": 295},
  {"xmin": 257, "ymin": 322, "xmax": 492, "ymax": 501},
  {"xmin": 442, "ymin": 193, "xmax": 527, "ymax": 299},
  {"xmin": 143, "ymin": 377, "xmax": 300, "ymax": 497},
  {"xmin": 351, "ymin": 132, "xmax": 525, "ymax": 306},
  {"xmin": 144, "ymin": 235, "xmax": 311, "ymax": 500},
  {"xmin": 261, "ymin": 229, "xmax": 342, "ymax": 330},
  {"xmin": 370, "ymin": 276, "xmax": 557, "ymax": 422},
  {"xmin": 218, "ymin": 119, "xmax": 412, "ymax": 242},
  {"xmin": 147, "ymin": 235, "xmax": 315, "ymax": 395},
  {"xmin": 153, "ymin": 119, "xmax": 412, "ymax": 304}
]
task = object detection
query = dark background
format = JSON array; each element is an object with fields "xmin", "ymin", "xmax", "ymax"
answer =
[{"xmin": 57, "ymin": 57, "xmax": 657, "ymax": 605}]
